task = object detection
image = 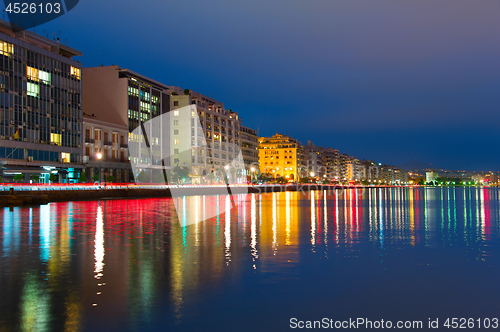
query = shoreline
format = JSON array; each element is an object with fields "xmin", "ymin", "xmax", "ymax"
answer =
[{"xmin": 0, "ymin": 184, "xmax": 492, "ymax": 207}]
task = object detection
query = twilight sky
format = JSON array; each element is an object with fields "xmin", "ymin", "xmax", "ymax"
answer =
[{"xmin": 20, "ymin": 0, "xmax": 500, "ymax": 170}]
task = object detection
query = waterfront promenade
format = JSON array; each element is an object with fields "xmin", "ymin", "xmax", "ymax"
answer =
[{"xmin": 0, "ymin": 183, "xmax": 396, "ymax": 207}]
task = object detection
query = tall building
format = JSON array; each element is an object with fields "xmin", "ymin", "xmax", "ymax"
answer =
[
  {"xmin": 239, "ymin": 125, "xmax": 259, "ymax": 176},
  {"xmin": 169, "ymin": 89, "xmax": 246, "ymax": 184},
  {"xmin": 259, "ymin": 133, "xmax": 301, "ymax": 181},
  {"xmin": 82, "ymin": 65, "xmax": 171, "ymax": 182},
  {"xmin": 0, "ymin": 19, "xmax": 83, "ymax": 183}
]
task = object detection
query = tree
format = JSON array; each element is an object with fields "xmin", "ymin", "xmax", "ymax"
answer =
[
  {"xmin": 171, "ymin": 92, "xmax": 178, "ymax": 95},
  {"xmin": 79, "ymin": 171, "xmax": 87, "ymax": 183},
  {"xmin": 106, "ymin": 175, "xmax": 115, "ymax": 183},
  {"xmin": 31, "ymin": 175, "xmax": 40, "ymax": 183},
  {"xmin": 49, "ymin": 174, "xmax": 57, "ymax": 183},
  {"xmin": 183, "ymin": 88, "xmax": 190, "ymax": 95},
  {"xmin": 14, "ymin": 174, "xmax": 23, "ymax": 183},
  {"xmin": 0, "ymin": 175, "xmax": 2, "ymax": 183},
  {"xmin": 275, "ymin": 176, "xmax": 288, "ymax": 184},
  {"xmin": 92, "ymin": 174, "xmax": 99, "ymax": 182}
]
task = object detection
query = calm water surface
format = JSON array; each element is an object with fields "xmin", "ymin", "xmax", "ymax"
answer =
[{"xmin": 1, "ymin": 187, "xmax": 500, "ymax": 331}]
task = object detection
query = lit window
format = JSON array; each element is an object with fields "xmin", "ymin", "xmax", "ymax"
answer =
[
  {"xmin": 173, "ymin": 110, "xmax": 179, "ymax": 116},
  {"xmin": 71, "ymin": 66, "xmax": 81, "ymax": 79},
  {"xmin": 50, "ymin": 133, "xmax": 61, "ymax": 146},
  {"xmin": 27, "ymin": 82, "xmax": 39, "ymax": 97},
  {"xmin": 174, "ymin": 120, "xmax": 179, "ymax": 125},
  {"xmin": 61, "ymin": 152, "xmax": 70, "ymax": 163},
  {"xmin": 174, "ymin": 139, "xmax": 179, "ymax": 144},
  {"xmin": 39, "ymin": 70, "xmax": 51, "ymax": 84},
  {"xmin": 0, "ymin": 41, "xmax": 13, "ymax": 57},
  {"xmin": 27, "ymin": 66, "xmax": 39, "ymax": 81}
]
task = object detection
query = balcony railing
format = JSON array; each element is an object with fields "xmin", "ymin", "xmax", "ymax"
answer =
[
  {"xmin": 85, "ymin": 138, "xmax": 94, "ymax": 143},
  {"xmin": 120, "ymin": 143, "xmax": 128, "ymax": 148},
  {"xmin": 103, "ymin": 141, "xmax": 112, "ymax": 146}
]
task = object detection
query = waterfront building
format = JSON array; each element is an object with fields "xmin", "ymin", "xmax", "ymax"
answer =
[
  {"xmin": 259, "ymin": 133, "xmax": 301, "ymax": 181},
  {"xmin": 0, "ymin": 19, "xmax": 83, "ymax": 183},
  {"xmin": 240, "ymin": 125, "xmax": 259, "ymax": 178},
  {"xmin": 82, "ymin": 113, "xmax": 130, "ymax": 182},
  {"xmin": 169, "ymin": 88, "xmax": 246, "ymax": 184},
  {"xmin": 426, "ymin": 171, "xmax": 439, "ymax": 183},
  {"xmin": 82, "ymin": 65, "xmax": 171, "ymax": 182}
]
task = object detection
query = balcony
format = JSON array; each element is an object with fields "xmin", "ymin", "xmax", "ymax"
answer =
[
  {"xmin": 120, "ymin": 143, "xmax": 128, "ymax": 148},
  {"xmin": 85, "ymin": 138, "xmax": 95, "ymax": 144},
  {"xmin": 103, "ymin": 141, "xmax": 112, "ymax": 146}
]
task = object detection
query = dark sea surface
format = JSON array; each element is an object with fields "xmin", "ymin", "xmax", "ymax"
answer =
[{"xmin": 1, "ymin": 187, "xmax": 500, "ymax": 331}]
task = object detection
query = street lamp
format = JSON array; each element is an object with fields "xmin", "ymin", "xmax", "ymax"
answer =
[{"xmin": 97, "ymin": 152, "xmax": 102, "ymax": 187}]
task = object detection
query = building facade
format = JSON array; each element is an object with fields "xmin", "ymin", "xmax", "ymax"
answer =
[
  {"xmin": 259, "ymin": 133, "xmax": 300, "ymax": 181},
  {"xmin": 240, "ymin": 125, "xmax": 259, "ymax": 178},
  {"xmin": 0, "ymin": 19, "xmax": 83, "ymax": 183},
  {"xmin": 82, "ymin": 65, "xmax": 171, "ymax": 183},
  {"xmin": 82, "ymin": 113, "xmax": 130, "ymax": 182},
  {"xmin": 169, "ymin": 89, "xmax": 246, "ymax": 184}
]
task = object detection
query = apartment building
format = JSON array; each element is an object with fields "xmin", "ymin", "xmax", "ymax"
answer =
[
  {"xmin": 0, "ymin": 19, "xmax": 83, "ymax": 183},
  {"xmin": 169, "ymin": 89, "xmax": 246, "ymax": 184},
  {"xmin": 82, "ymin": 65, "xmax": 171, "ymax": 183},
  {"xmin": 240, "ymin": 125, "xmax": 259, "ymax": 175},
  {"xmin": 259, "ymin": 133, "xmax": 301, "ymax": 181},
  {"xmin": 82, "ymin": 113, "xmax": 129, "ymax": 182}
]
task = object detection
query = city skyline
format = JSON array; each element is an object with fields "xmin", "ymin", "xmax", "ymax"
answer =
[{"xmin": 3, "ymin": 0, "xmax": 500, "ymax": 171}]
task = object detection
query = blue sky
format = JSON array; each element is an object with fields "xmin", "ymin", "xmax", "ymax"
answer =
[{"xmin": 16, "ymin": 0, "xmax": 500, "ymax": 170}]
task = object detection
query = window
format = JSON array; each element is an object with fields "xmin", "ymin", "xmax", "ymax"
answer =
[
  {"xmin": 173, "ymin": 101, "xmax": 179, "ymax": 106},
  {"xmin": 39, "ymin": 69, "xmax": 50, "ymax": 84},
  {"xmin": 27, "ymin": 83, "xmax": 39, "ymax": 97},
  {"xmin": 174, "ymin": 139, "xmax": 179, "ymax": 144},
  {"xmin": 174, "ymin": 149, "xmax": 179, "ymax": 154},
  {"xmin": 112, "ymin": 132, "xmax": 118, "ymax": 143},
  {"xmin": 71, "ymin": 66, "xmax": 81, "ymax": 79},
  {"xmin": 94, "ymin": 129, "xmax": 101, "ymax": 141},
  {"xmin": 50, "ymin": 133, "xmax": 61, "ymax": 146},
  {"xmin": 173, "ymin": 110, "xmax": 179, "ymax": 116},
  {"xmin": 0, "ymin": 41, "xmax": 13, "ymax": 57},
  {"xmin": 174, "ymin": 158, "xmax": 179, "ymax": 164},
  {"xmin": 61, "ymin": 152, "xmax": 70, "ymax": 163},
  {"xmin": 174, "ymin": 120, "xmax": 179, "ymax": 125},
  {"xmin": 174, "ymin": 129, "xmax": 179, "ymax": 135},
  {"xmin": 27, "ymin": 66, "xmax": 39, "ymax": 81}
]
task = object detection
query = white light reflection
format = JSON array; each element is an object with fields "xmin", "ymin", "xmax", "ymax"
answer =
[
  {"xmin": 94, "ymin": 204, "xmax": 104, "ymax": 279},
  {"xmin": 251, "ymin": 194, "xmax": 258, "ymax": 269},
  {"xmin": 225, "ymin": 195, "xmax": 231, "ymax": 265},
  {"xmin": 335, "ymin": 191, "xmax": 339, "ymax": 244},
  {"xmin": 195, "ymin": 195, "xmax": 200, "ymax": 247}
]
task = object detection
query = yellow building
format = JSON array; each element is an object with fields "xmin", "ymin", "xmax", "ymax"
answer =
[{"xmin": 259, "ymin": 134, "xmax": 299, "ymax": 181}]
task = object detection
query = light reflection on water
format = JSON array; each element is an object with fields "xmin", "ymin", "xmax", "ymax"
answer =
[{"xmin": 1, "ymin": 187, "xmax": 500, "ymax": 331}]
